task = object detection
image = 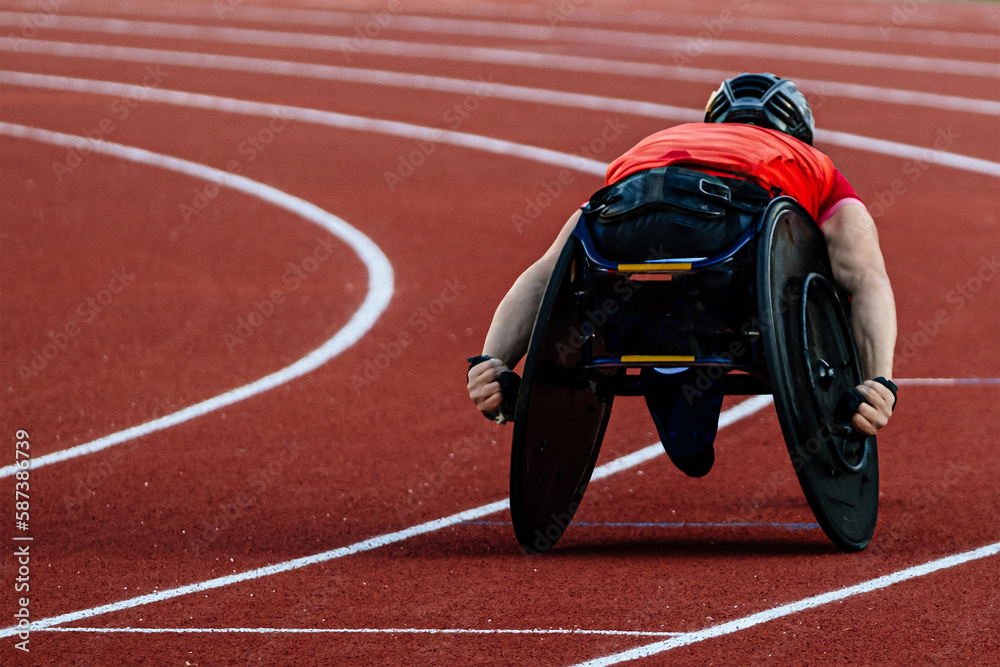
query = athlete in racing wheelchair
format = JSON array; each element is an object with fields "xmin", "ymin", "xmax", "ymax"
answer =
[{"xmin": 467, "ymin": 73, "xmax": 898, "ymax": 552}]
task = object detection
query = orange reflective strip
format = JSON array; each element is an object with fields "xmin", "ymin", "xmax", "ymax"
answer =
[{"xmin": 617, "ymin": 263, "xmax": 692, "ymax": 272}]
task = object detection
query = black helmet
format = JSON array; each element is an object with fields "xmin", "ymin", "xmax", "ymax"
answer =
[{"xmin": 704, "ymin": 72, "xmax": 815, "ymax": 145}]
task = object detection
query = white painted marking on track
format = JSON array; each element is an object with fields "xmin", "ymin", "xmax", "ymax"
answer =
[
  {"xmin": 34, "ymin": 1, "xmax": 999, "ymax": 50},
  {"xmin": 0, "ymin": 12, "xmax": 996, "ymax": 77},
  {"xmin": 1, "ymin": 72, "xmax": 998, "ymax": 478},
  {"xmin": 895, "ymin": 377, "xmax": 1000, "ymax": 386},
  {"xmin": 38, "ymin": 626, "xmax": 683, "ymax": 637},
  {"xmin": 0, "ymin": 122, "xmax": 394, "ymax": 478},
  {"xmin": 0, "ymin": 398, "xmax": 771, "ymax": 638},
  {"xmin": 816, "ymin": 129, "xmax": 1000, "ymax": 179},
  {"xmin": 570, "ymin": 541, "xmax": 1000, "ymax": 666},
  {"xmin": 7, "ymin": 0, "xmax": 998, "ymax": 42},
  {"xmin": 2, "ymin": 70, "xmax": 998, "ymax": 182},
  {"xmin": 0, "ymin": 12, "xmax": 994, "ymax": 647},
  {"xmin": 3, "ymin": 38, "xmax": 999, "ymax": 116}
]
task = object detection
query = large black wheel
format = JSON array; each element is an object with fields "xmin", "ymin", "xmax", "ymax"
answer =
[
  {"xmin": 757, "ymin": 199, "xmax": 879, "ymax": 552},
  {"xmin": 510, "ymin": 236, "xmax": 614, "ymax": 553}
]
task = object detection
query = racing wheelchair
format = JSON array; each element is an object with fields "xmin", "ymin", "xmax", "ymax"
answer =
[{"xmin": 508, "ymin": 166, "xmax": 879, "ymax": 554}]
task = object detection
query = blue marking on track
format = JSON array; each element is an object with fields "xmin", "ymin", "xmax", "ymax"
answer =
[{"xmin": 463, "ymin": 521, "xmax": 820, "ymax": 530}]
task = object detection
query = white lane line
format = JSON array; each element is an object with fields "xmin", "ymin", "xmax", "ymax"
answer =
[
  {"xmin": 0, "ymin": 75, "xmax": 603, "ymax": 479},
  {"xmin": 3, "ymin": 70, "xmax": 999, "ymax": 182},
  {"xmin": 0, "ymin": 12, "xmax": 996, "ymax": 77},
  {"xmin": 0, "ymin": 500, "xmax": 506, "ymax": 639},
  {"xmin": 38, "ymin": 626, "xmax": 683, "ymax": 637},
  {"xmin": 0, "ymin": 122, "xmax": 394, "ymax": 478},
  {"xmin": 0, "ymin": 69, "xmax": 607, "ymax": 171},
  {"xmin": 1, "ymin": 73, "xmax": 996, "ymax": 477},
  {"xmin": 570, "ymin": 541, "xmax": 1000, "ymax": 666},
  {"xmin": 815, "ymin": 129, "xmax": 1000, "ymax": 179},
  {"xmin": 401, "ymin": 0, "xmax": 999, "ymax": 33},
  {"xmin": 3, "ymin": 38, "xmax": 999, "ymax": 116},
  {"xmin": 0, "ymin": 58, "xmax": 702, "ymax": 124},
  {"xmin": 0, "ymin": 395, "xmax": 770, "ymax": 638},
  {"xmin": 18, "ymin": 0, "xmax": 993, "ymax": 38},
  {"xmin": 18, "ymin": 1, "xmax": 998, "ymax": 50},
  {"xmin": 895, "ymin": 377, "xmax": 1000, "ymax": 386}
]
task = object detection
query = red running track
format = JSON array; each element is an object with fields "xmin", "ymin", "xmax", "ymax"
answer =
[{"xmin": 0, "ymin": 0, "xmax": 998, "ymax": 664}]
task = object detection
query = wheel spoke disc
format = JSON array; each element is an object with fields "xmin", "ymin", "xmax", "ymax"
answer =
[
  {"xmin": 510, "ymin": 237, "xmax": 613, "ymax": 553},
  {"xmin": 757, "ymin": 199, "xmax": 879, "ymax": 551}
]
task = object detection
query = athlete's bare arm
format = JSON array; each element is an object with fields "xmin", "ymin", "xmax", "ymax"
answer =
[
  {"xmin": 470, "ymin": 204, "xmax": 898, "ymax": 433},
  {"xmin": 822, "ymin": 203, "xmax": 898, "ymax": 435},
  {"xmin": 467, "ymin": 210, "xmax": 581, "ymax": 418}
]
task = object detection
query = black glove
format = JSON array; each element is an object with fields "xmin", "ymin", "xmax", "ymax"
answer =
[
  {"xmin": 872, "ymin": 376, "xmax": 898, "ymax": 411},
  {"xmin": 467, "ymin": 355, "xmax": 521, "ymax": 424},
  {"xmin": 833, "ymin": 388, "xmax": 868, "ymax": 442},
  {"xmin": 833, "ymin": 377, "xmax": 899, "ymax": 442}
]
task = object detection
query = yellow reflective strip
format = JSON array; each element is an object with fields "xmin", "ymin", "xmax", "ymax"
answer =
[
  {"xmin": 620, "ymin": 355, "xmax": 696, "ymax": 363},
  {"xmin": 617, "ymin": 263, "xmax": 692, "ymax": 272}
]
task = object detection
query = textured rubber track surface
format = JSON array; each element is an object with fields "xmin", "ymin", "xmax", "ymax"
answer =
[{"xmin": 1, "ymin": 1, "xmax": 997, "ymax": 664}]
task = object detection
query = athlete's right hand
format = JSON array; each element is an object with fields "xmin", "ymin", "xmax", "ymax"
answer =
[{"xmin": 467, "ymin": 356, "xmax": 509, "ymax": 422}]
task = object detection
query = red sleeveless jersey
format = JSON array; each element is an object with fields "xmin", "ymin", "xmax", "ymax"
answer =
[{"xmin": 605, "ymin": 123, "xmax": 863, "ymax": 225}]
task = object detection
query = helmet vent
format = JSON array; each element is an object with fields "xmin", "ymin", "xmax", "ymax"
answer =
[{"xmin": 704, "ymin": 72, "xmax": 815, "ymax": 145}]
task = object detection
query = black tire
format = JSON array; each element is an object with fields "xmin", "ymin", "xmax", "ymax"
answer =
[
  {"xmin": 757, "ymin": 199, "xmax": 879, "ymax": 552},
  {"xmin": 510, "ymin": 237, "xmax": 614, "ymax": 553}
]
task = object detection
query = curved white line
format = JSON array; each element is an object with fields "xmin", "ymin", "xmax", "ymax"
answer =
[
  {"xmin": 3, "ymin": 70, "xmax": 997, "ymax": 179},
  {"xmin": 3, "ymin": 38, "xmax": 998, "ymax": 117},
  {"xmin": 1, "ymin": 72, "xmax": 997, "ymax": 478},
  {"xmin": 0, "ymin": 12, "xmax": 995, "ymax": 77},
  {"xmin": 0, "ymin": 33, "xmax": 994, "ymax": 645},
  {"xmin": 0, "ymin": 398, "xmax": 771, "ymax": 638},
  {"xmin": 13, "ymin": 1, "xmax": 998, "ymax": 49},
  {"xmin": 0, "ymin": 122, "xmax": 394, "ymax": 478},
  {"xmin": 0, "ymin": 70, "xmax": 607, "ymax": 175},
  {"xmin": 7, "ymin": 0, "xmax": 998, "ymax": 39}
]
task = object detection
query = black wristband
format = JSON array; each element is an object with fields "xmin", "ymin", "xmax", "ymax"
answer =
[
  {"xmin": 468, "ymin": 355, "xmax": 520, "ymax": 423},
  {"xmin": 872, "ymin": 376, "xmax": 898, "ymax": 411},
  {"xmin": 467, "ymin": 355, "xmax": 494, "ymax": 373}
]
